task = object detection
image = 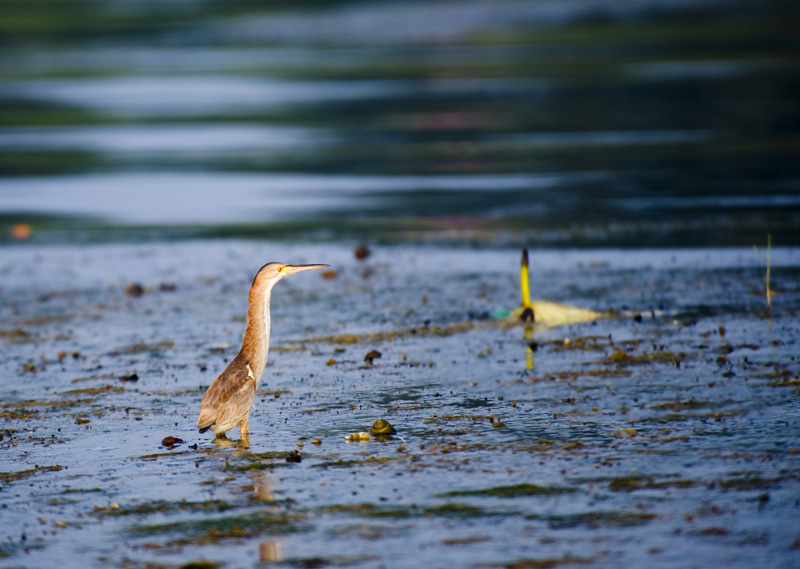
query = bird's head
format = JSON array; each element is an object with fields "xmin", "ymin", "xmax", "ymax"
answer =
[{"xmin": 252, "ymin": 262, "xmax": 329, "ymax": 287}]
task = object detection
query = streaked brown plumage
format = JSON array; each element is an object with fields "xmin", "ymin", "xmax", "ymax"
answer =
[{"xmin": 197, "ymin": 262, "xmax": 327, "ymax": 443}]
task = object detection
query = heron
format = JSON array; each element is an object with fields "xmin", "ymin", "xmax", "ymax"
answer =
[{"xmin": 197, "ymin": 262, "xmax": 328, "ymax": 444}]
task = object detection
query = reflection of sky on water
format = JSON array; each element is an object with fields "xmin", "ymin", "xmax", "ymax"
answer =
[
  {"xmin": 0, "ymin": 124, "xmax": 338, "ymax": 154},
  {"xmin": 2, "ymin": 77, "xmax": 420, "ymax": 116},
  {"xmin": 0, "ymin": 172, "xmax": 592, "ymax": 224},
  {"xmin": 0, "ymin": 125, "xmax": 715, "ymax": 154}
]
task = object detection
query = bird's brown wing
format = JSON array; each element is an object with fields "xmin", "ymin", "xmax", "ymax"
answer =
[{"xmin": 197, "ymin": 355, "xmax": 256, "ymax": 433}]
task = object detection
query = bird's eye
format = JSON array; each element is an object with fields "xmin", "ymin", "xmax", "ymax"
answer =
[{"xmin": 277, "ymin": 265, "xmax": 284, "ymax": 273}]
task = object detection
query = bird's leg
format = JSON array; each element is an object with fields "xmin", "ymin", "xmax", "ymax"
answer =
[{"xmin": 240, "ymin": 416, "xmax": 250, "ymax": 447}]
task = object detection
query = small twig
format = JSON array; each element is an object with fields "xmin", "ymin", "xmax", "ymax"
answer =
[{"xmin": 753, "ymin": 234, "xmax": 772, "ymax": 309}]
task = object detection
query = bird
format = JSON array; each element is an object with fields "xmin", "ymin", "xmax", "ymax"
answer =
[{"xmin": 197, "ymin": 262, "xmax": 328, "ymax": 444}]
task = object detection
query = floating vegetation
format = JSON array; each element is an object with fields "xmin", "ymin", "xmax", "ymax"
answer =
[
  {"xmin": 97, "ymin": 499, "xmax": 236, "ymax": 517},
  {"xmin": 223, "ymin": 460, "xmax": 296, "ymax": 472},
  {"xmin": 0, "ymin": 328, "xmax": 31, "ymax": 342},
  {"xmin": 61, "ymin": 384, "xmax": 125, "ymax": 396},
  {"xmin": 538, "ymin": 511, "xmax": 658, "ymax": 529},
  {"xmin": 138, "ymin": 450, "xmax": 197, "ymax": 461},
  {"xmin": 0, "ymin": 464, "xmax": 63, "ymax": 484},
  {"xmin": 247, "ymin": 450, "xmax": 301, "ymax": 461},
  {"xmin": 637, "ymin": 410, "xmax": 746, "ymax": 424},
  {"xmin": 648, "ymin": 398, "xmax": 738, "ymax": 412},
  {"xmin": 313, "ymin": 455, "xmax": 403, "ymax": 469},
  {"xmin": 70, "ymin": 372, "xmax": 139, "ymax": 383},
  {"xmin": 107, "ymin": 341, "xmax": 175, "ymax": 356},
  {"xmin": 606, "ymin": 475, "xmax": 698, "ymax": 492},
  {"xmin": 129, "ymin": 511, "xmax": 309, "ymax": 542},
  {"xmin": 322, "ymin": 502, "xmax": 490, "ymax": 519},
  {"xmin": 478, "ymin": 554, "xmax": 599, "ymax": 568},
  {"xmin": 1, "ymin": 398, "xmax": 93, "ymax": 415},
  {"xmin": 712, "ymin": 476, "xmax": 786, "ymax": 491},
  {"xmin": 439, "ymin": 483, "xmax": 578, "ymax": 499},
  {"xmin": 605, "ymin": 349, "xmax": 685, "ymax": 366},
  {"xmin": 280, "ymin": 555, "xmax": 381, "ymax": 567}
]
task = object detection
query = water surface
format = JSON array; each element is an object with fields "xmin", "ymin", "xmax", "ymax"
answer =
[{"xmin": 1, "ymin": 241, "xmax": 799, "ymax": 568}]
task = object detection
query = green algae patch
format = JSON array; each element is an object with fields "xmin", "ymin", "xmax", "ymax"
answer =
[
  {"xmin": 607, "ymin": 475, "xmax": 698, "ymax": 492},
  {"xmin": 108, "ymin": 340, "xmax": 175, "ymax": 356},
  {"xmin": 129, "ymin": 511, "xmax": 309, "ymax": 543},
  {"xmin": 97, "ymin": 499, "xmax": 236, "ymax": 517},
  {"xmin": 313, "ymin": 456, "xmax": 403, "ymax": 469},
  {"xmin": 438, "ymin": 483, "xmax": 578, "ymax": 499},
  {"xmin": 281, "ymin": 555, "xmax": 381, "ymax": 567},
  {"xmin": 479, "ymin": 554, "xmax": 598, "ymax": 569},
  {"xmin": 0, "ymin": 464, "xmax": 63, "ymax": 484},
  {"xmin": 580, "ymin": 367, "xmax": 633, "ymax": 378},
  {"xmin": 300, "ymin": 317, "xmax": 533, "ymax": 347},
  {"xmin": 322, "ymin": 503, "xmax": 415, "ymax": 519},
  {"xmin": 61, "ymin": 384, "xmax": 126, "ymax": 396},
  {"xmin": 425, "ymin": 413, "xmax": 499, "ymax": 424},
  {"xmin": 767, "ymin": 378, "xmax": 800, "ymax": 388},
  {"xmin": 638, "ymin": 410, "xmax": 746, "ymax": 424},
  {"xmin": 322, "ymin": 502, "xmax": 490, "ymax": 519},
  {"xmin": 0, "ymin": 328, "xmax": 31, "ymax": 341},
  {"xmin": 223, "ymin": 453, "xmax": 300, "ymax": 472},
  {"xmin": 178, "ymin": 561, "xmax": 225, "ymax": 569},
  {"xmin": 247, "ymin": 450, "xmax": 302, "ymax": 461},
  {"xmin": 540, "ymin": 511, "xmax": 658, "ymax": 529},
  {"xmin": 1, "ymin": 398, "xmax": 94, "ymax": 415},
  {"xmin": 1, "ymin": 406, "xmax": 37, "ymax": 420},
  {"xmin": 649, "ymin": 398, "xmax": 736, "ymax": 412},
  {"xmin": 222, "ymin": 462, "xmax": 296, "ymax": 472},
  {"xmin": 712, "ymin": 476, "xmax": 786, "ymax": 491},
  {"xmin": 329, "ymin": 523, "xmax": 400, "ymax": 541},
  {"xmin": 605, "ymin": 349, "xmax": 685, "ymax": 366},
  {"xmin": 139, "ymin": 449, "xmax": 198, "ymax": 462},
  {"xmin": 426, "ymin": 503, "xmax": 488, "ymax": 517}
]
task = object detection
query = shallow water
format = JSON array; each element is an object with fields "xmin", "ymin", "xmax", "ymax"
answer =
[{"xmin": 1, "ymin": 241, "xmax": 799, "ymax": 568}]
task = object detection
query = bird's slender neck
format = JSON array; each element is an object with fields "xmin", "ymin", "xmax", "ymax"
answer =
[{"xmin": 239, "ymin": 280, "xmax": 276, "ymax": 384}]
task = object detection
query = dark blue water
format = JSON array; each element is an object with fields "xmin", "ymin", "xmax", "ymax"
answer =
[{"xmin": 0, "ymin": 0, "xmax": 798, "ymax": 247}]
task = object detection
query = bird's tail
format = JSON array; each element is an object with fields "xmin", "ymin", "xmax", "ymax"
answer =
[{"xmin": 197, "ymin": 408, "xmax": 216, "ymax": 434}]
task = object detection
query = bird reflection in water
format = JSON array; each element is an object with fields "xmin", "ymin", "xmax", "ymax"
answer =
[
  {"xmin": 254, "ymin": 473, "xmax": 282, "ymax": 563},
  {"xmin": 260, "ymin": 539, "xmax": 283, "ymax": 563}
]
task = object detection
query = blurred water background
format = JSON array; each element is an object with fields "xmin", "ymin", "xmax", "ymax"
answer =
[{"xmin": 0, "ymin": 0, "xmax": 798, "ymax": 247}]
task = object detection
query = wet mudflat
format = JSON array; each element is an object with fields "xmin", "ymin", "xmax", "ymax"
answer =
[{"xmin": 1, "ymin": 240, "xmax": 798, "ymax": 569}]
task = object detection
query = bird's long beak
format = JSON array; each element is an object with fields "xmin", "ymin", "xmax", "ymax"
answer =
[{"xmin": 283, "ymin": 263, "xmax": 329, "ymax": 275}]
